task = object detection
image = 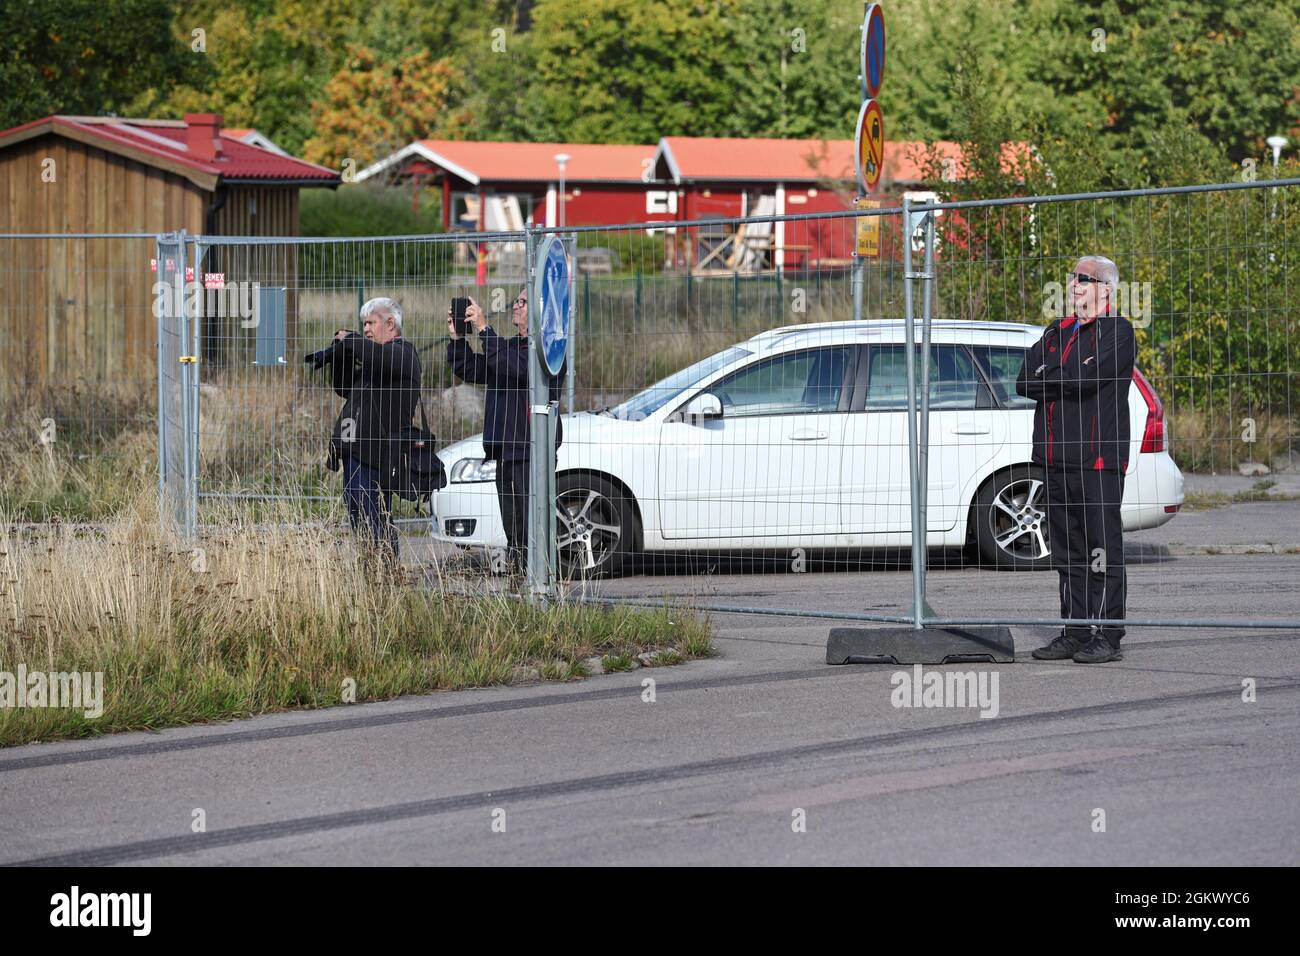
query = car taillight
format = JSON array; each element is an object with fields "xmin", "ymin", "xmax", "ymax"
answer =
[{"xmin": 1132, "ymin": 368, "xmax": 1165, "ymax": 453}]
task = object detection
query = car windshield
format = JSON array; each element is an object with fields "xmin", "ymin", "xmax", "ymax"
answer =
[{"xmin": 606, "ymin": 345, "xmax": 753, "ymax": 421}]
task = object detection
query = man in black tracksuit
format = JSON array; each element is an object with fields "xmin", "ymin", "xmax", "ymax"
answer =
[
  {"xmin": 447, "ymin": 289, "xmax": 563, "ymax": 575},
  {"xmin": 1016, "ymin": 256, "xmax": 1136, "ymax": 664},
  {"xmin": 327, "ymin": 298, "xmax": 422, "ymax": 560}
]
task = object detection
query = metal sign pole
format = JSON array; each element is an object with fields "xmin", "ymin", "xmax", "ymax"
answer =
[
  {"xmin": 852, "ymin": 219, "xmax": 864, "ymax": 323},
  {"xmin": 566, "ymin": 233, "xmax": 576, "ymax": 414},
  {"xmin": 527, "ymin": 229, "xmax": 562, "ymax": 603},
  {"xmin": 525, "ymin": 226, "xmax": 547, "ymax": 601}
]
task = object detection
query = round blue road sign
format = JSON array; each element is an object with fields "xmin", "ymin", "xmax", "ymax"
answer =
[
  {"xmin": 534, "ymin": 235, "xmax": 569, "ymax": 376},
  {"xmin": 861, "ymin": 3, "xmax": 886, "ymax": 100}
]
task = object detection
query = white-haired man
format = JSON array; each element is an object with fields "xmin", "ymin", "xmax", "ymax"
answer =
[
  {"xmin": 326, "ymin": 297, "xmax": 422, "ymax": 560},
  {"xmin": 1016, "ymin": 256, "xmax": 1136, "ymax": 663}
]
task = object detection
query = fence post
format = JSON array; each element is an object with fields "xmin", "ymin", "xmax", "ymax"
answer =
[
  {"xmin": 155, "ymin": 233, "xmax": 168, "ymax": 520},
  {"xmin": 731, "ymin": 270, "xmax": 739, "ymax": 328},
  {"xmin": 634, "ymin": 270, "xmax": 642, "ymax": 326},
  {"xmin": 852, "ymin": 247, "xmax": 863, "ymax": 324},
  {"xmin": 188, "ymin": 236, "xmax": 205, "ymax": 538},
  {"xmin": 900, "ymin": 197, "xmax": 924, "ymax": 629},
  {"xmin": 173, "ymin": 229, "xmax": 198, "ymax": 540},
  {"xmin": 917, "ymin": 211, "xmax": 936, "ymax": 608}
]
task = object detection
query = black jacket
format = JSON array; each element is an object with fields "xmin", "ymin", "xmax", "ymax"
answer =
[
  {"xmin": 1015, "ymin": 314, "xmax": 1136, "ymax": 473},
  {"xmin": 448, "ymin": 327, "xmax": 563, "ymax": 463},
  {"xmin": 329, "ymin": 334, "xmax": 422, "ymax": 470}
]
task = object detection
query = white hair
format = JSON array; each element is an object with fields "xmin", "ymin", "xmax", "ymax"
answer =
[
  {"xmin": 360, "ymin": 296, "xmax": 402, "ymax": 327},
  {"xmin": 1078, "ymin": 255, "xmax": 1119, "ymax": 290}
]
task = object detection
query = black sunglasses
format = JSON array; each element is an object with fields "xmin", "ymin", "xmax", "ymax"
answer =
[{"xmin": 1067, "ymin": 272, "xmax": 1106, "ymax": 285}]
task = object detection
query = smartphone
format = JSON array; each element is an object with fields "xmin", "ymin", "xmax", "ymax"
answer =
[{"xmin": 451, "ymin": 297, "xmax": 472, "ymax": 335}]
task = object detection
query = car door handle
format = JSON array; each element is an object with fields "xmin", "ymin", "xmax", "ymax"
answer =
[
  {"xmin": 951, "ymin": 426, "xmax": 991, "ymax": 435},
  {"xmin": 789, "ymin": 430, "xmax": 828, "ymax": 441}
]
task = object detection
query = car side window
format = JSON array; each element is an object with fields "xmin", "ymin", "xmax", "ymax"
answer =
[
  {"xmin": 708, "ymin": 347, "xmax": 851, "ymax": 417},
  {"xmin": 969, "ymin": 345, "xmax": 1036, "ymax": 408},
  {"xmin": 866, "ymin": 345, "xmax": 982, "ymax": 411}
]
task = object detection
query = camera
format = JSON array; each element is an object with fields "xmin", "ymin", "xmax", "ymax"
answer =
[{"xmin": 304, "ymin": 331, "xmax": 359, "ymax": 369}]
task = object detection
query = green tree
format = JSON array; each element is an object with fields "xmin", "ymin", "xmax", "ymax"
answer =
[
  {"xmin": 303, "ymin": 46, "xmax": 468, "ymax": 168},
  {"xmin": 0, "ymin": 0, "xmax": 203, "ymax": 128},
  {"xmin": 1026, "ymin": 0, "xmax": 1300, "ymax": 172},
  {"xmin": 127, "ymin": 0, "xmax": 365, "ymax": 156},
  {"xmin": 527, "ymin": 0, "xmax": 738, "ymax": 143}
]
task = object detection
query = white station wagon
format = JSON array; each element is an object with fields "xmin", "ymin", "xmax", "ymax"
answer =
[{"xmin": 432, "ymin": 320, "xmax": 1184, "ymax": 576}]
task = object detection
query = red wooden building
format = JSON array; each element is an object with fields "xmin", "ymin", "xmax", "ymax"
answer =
[
  {"xmin": 359, "ymin": 135, "xmax": 1018, "ymax": 273},
  {"xmin": 356, "ymin": 140, "xmax": 662, "ymax": 231}
]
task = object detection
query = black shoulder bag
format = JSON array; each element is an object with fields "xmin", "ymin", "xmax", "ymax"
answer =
[{"xmin": 383, "ymin": 395, "xmax": 447, "ymax": 509}]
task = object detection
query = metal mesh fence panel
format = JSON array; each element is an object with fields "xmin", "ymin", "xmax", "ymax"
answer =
[
  {"xmin": 0, "ymin": 232, "xmax": 157, "ymax": 524},
  {"xmin": 12, "ymin": 177, "xmax": 1291, "ymax": 635},
  {"xmin": 190, "ymin": 231, "xmax": 537, "ymax": 537},
  {"xmin": 516, "ymin": 208, "xmax": 913, "ymax": 586}
]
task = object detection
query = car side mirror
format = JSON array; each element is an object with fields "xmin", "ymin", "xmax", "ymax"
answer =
[{"xmin": 682, "ymin": 392, "xmax": 723, "ymax": 423}]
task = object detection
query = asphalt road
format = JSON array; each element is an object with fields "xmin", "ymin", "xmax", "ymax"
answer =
[{"xmin": 1, "ymin": 503, "xmax": 1297, "ymax": 866}]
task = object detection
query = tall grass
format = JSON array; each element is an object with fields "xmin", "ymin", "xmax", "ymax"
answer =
[
  {"xmin": 1167, "ymin": 407, "xmax": 1296, "ymax": 473},
  {"xmin": 0, "ymin": 493, "xmax": 710, "ymax": 747}
]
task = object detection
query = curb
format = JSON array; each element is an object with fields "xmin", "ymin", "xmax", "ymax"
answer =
[{"xmin": 1161, "ymin": 543, "xmax": 1300, "ymax": 556}]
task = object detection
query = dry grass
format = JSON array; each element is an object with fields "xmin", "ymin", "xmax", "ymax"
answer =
[
  {"xmin": 0, "ymin": 375, "xmax": 157, "ymax": 521},
  {"xmin": 1166, "ymin": 406, "xmax": 1296, "ymax": 474},
  {"xmin": 0, "ymin": 493, "xmax": 710, "ymax": 747}
]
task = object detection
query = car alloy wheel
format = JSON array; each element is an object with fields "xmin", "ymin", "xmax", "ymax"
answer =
[
  {"xmin": 989, "ymin": 475, "xmax": 1049, "ymax": 561},
  {"xmin": 553, "ymin": 486, "xmax": 624, "ymax": 574},
  {"xmin": 973, "ymin": 466, "xmax": 1054, "ymax": 571}
]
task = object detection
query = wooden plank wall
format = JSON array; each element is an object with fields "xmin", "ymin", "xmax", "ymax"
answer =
[
  {"xmin": 0, "ymin": 135, "xmax": 320, "ymax": 387},
  {"xmin": 207, "ymin": 185, "xmax": 301, "ymax": 365}
]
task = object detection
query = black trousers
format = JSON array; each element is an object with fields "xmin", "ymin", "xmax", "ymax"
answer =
[
  {"xmin": 1045, "ymin": 465, "xmax": 1126, "ymax": 646},
  {"xmin": 494, "ymin": 458, "xmax": 530, "ymax": 571}
]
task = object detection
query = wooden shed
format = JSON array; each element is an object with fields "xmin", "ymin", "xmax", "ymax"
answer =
[{"xmin": 0, "ymin": 114, "xmax": 339, "ymax": 385}]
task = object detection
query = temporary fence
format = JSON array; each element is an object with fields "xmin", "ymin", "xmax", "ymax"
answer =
[{"xmin": 2, "ymin": 176, "xmax": 1298, "ymax": 636}]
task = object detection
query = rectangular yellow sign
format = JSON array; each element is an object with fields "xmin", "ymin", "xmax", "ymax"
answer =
[{"xmin": 856, "ymin": 198, "xmax": 881, "ymax": 257}]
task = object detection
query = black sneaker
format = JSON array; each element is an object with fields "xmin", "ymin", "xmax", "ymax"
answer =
[
  {"xmin": 1031, "ymin": 633, "xmax": 1087, "ymax": 660},
  {"xmin": 1073, "ymin": 635, "xmax": 1124, "ymax": 663}
]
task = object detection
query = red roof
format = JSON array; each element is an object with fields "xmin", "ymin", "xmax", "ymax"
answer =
[
  {"xmin": 0, "ymin": 116, "xmax": 338, "ymax": 187},
  {"xmin": 360, "ymin": 140, "xmax": 656, "ymax": 185},
  {"xmin": 656, "ymin": 137, "xmax": 1027, "ymax": 184}
]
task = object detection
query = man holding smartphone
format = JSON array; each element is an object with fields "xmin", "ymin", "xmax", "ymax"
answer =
[{"xmin": 447, "ymin": 289, "xmax": 564, "ymax": 576}]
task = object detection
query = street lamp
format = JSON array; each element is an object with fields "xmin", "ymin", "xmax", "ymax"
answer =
[
  {"xmin": 554, "ymin": 153, "xmax": 570, "ymax": 228},
  {"xmin": 1266, "ymin": 136, "xmax": 1288, "ymax": 219},
  {"xmin": 1266, "ymin": 135, "xmax": 1288, "ymax": 176}
]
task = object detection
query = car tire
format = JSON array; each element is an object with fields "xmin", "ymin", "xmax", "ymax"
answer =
[
  {"xmin": 972, "ymin": 466, "xmax": 1053, "ymax": 571},
  {"xmin": 555, "ymin": 473, "xmax": 639, "ymax": 578}
]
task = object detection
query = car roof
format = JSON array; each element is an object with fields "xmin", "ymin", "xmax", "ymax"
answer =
[{"xmin": 749, "ymin": 319, "xmax": 1041, "ymax": 352}]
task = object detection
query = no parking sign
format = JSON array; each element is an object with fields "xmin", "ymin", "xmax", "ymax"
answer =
[
  {"xmin": 855, "ymin": 98, "xmax": 885, "ymax": 194},
  {"xmin": 860, "ymin": 2, "xmax": 886, "ymax": 100}
]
